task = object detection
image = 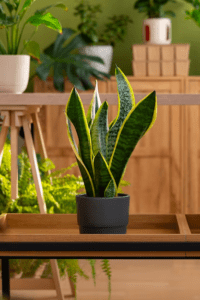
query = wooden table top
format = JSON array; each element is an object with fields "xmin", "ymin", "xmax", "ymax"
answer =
[{"xmin": 0, "ymin": 213, "xmax": 200, "ymax": 258}]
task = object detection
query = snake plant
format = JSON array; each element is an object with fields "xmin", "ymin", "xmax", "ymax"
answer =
[{"xmin": 65, "ymin": 66, "xmax": 157, "ymax": 198}]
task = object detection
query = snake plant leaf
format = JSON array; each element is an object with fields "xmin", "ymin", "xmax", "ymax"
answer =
[
  {"xmin": 109, "ymin": 90, "xmax": 157, "ymax": 187},
  {"xmin": 104, "ymin": 178, "xmax": 116, "ymax": 198},
  {"xmin": 94, "ymin": 151, "xmax": 117, "ymax": 197},
  {"xmin": 66, "ymin": 118, "xmax": 95, "ymax": 197},
  {"xmin": 65, "ymin": 87, "xmax": 94, "ymax": 182},
  {"xmin": 106, "ymin": 66, "xmax": 135, "ymax": 164},
  {"xmin": 86, "ymin": 81, "xmax": 102, "ymax": 128},
  {"xmin": 90, "ymin": 101, "xmax": 109, "ymax": 159},
  {"xmin": 35, "ymin": 29, "xmax": 110, "ymax": 92},
  {"xmin": 26, "ymin": 12, "xmax": 62, "ymax": 34}
]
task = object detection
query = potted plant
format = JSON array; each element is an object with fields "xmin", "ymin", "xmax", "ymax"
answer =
[
  {"xmin": 65, "ymin": 66, "xmax": 157, "ymax": 234},
  {"xmin": 134, "ymin": 0, "xmax": 177, "ymax": 44},
  {"xmin": 0, "ymin": 0, "xmax": 68, "ymax": 93},
  {"xmin": 74, "ymin": 0, "xmax": 133, "ymax": 74},
  {"xmin": 31, "ymin": 27, "xmax": 111, "ymax": 92}
]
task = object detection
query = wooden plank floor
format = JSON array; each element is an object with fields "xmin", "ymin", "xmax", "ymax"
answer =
[{"xmin": 5, "ymin": 259, "xmax": 200, "ymax": 300}]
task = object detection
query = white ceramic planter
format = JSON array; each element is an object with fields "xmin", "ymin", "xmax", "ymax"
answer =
[
  {"xmin": 79, "ymin": 45, "xmax": 113, "ymax": 74},
  {"xmin": 0, "ymin": 55, "xmax": 30, "ymax": 94},
  {"xmin": 143, "ymin": 18, "xmax": 171, "ymax": 45}
]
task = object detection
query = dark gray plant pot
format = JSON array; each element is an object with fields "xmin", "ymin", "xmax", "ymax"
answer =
[{"xmin": 76, "ymin": 193, "xmax": 130, "ymax": 234}]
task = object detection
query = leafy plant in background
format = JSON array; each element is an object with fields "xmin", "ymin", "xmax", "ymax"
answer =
[
  {"xmin": 74, "ymin": 0, "xmax": 133, "ymax": 46},
  {"xmin": 184, "ymin": 0, "xmax": 200, "ymax": 26},
  {"xmin": 133, "ymin": 0, "xmax": 177, "ymax": 18},
  {"xmin": 31, "ymin": 27, "xmax": 111, "ymax": 92},
  {"xmin": 0, "ymin": 134, "xmax": 130, "ymax": 300},
  {"xmin": 0, "ymin": 0, "xmax": 68, "ymax": 61}
]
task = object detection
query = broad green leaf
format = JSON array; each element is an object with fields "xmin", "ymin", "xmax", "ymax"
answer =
[
  {"xmin": 35, "ymin": 53, "xmax": 54, "ymax": 81},
  {"xmin": 0, "ymin": 40, "xmax": 6, "ymax": 54},
  {"xmin": 86, "ymin": 81, "xmax": 102, "ymax": 128},
  {"xmin": 106, "ymin": 66, "xmax": 135, "ymax": 164},
  {"xmin": 18, "ymin": 0, "xmax": 36, "ymax": 17},
  {"xmin": 65, "ymin": 88, "xmax": 94, "ymax": 182},
  {"xmin": 66, "ymin": 117, "xmax": 95, "ymax": 197},
  {"xmin": 53, "ymin": 62, "xmax": 64, "ymax": 92},
  {"xmin": 35, "ymin": 3, "xmax": 68, "ymax": 16},
  {"xmin": 25, "ymin": 40, "xmax": 41, "ymax": 62},
  {"xmin": 90, "ymin": 101, "xmax": 108, "ymax": 159},
  {"xmin": 26, "ymin": 12, "xmax": 62, "ymax": 34},
  {"xmin": 109, "ymin": 90, "xmax": 157, "ymax": 187},
  {"xmin": 35, "ymin": 29, "xmax": 110, "ymax": 92},
  {"xmin": 104, "ymin": 178, "xmax": 116, "ymax": 198},
  {"xmin": 59, "ymin": 33, "xmax": 92, "ymax": 56},
  {"xmin": 51, "ymin": 28, "xmax": 75, "ymax": 57},
  {"xmin": 0, "ymin": 11, "xmax": 16, "ymax": 27},
  {"xmin": 94, "ymin": 151, "xmax": 117, "ymax": 197}
]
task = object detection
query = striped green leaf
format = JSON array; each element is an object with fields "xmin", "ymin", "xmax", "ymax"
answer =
[
  {"xmin": 66, "ymin": 118, "xmax": 95, "ymax": 196},
  {"xmin": 106, "ymin": 66, "xmax": 135, "ymax": 164},
  {"xmin": 104, "ymin": 178, "xmax": 116, "ymax": 198},
  {"xmin": 86, "ymin": 81, "xmax": 102, "ymax": 129},
  {"xmin": 90, "ymin": 101, "xmax": 109, "ymax": 159},
  {"xmin": 109, "ymin": 90, "xmax": 157, "ymax": 187},
  {"xmin": 65, "ymin": 87, "xmax": 94, "ymax": 182},
  {"xmin": 94, "ymin": 151, "xmax": 117, "ymax": 197}
]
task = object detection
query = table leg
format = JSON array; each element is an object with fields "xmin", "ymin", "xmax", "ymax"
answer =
[{"xmin": 2, "ymin": 258, "xmax": 10, "ymax": 300}]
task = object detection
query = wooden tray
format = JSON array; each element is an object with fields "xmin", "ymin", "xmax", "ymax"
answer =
[{"xmin": 0, "ymin": 213, "xmax": 192, "ymax": 243}]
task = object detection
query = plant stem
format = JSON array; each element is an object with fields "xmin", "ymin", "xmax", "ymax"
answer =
[
  {"xmin": 5, "ymin": 28, "xmax": 11, "ymax": 53},
  {"xmin": 20, "ymin": 26, "xmax": 38, "ymax": 54}
]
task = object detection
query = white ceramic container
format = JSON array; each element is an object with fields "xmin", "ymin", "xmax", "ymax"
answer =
[
  {"xmin": 79, "ymin": 45, "xmax": 113, "ymax": 74},
  {"xmin": 143, "ymin": 18, "xmax": 171, "ymax": 45},
  {"xmin": 0, "ymin": 55, "xmax": 30, "ymax": 94}
]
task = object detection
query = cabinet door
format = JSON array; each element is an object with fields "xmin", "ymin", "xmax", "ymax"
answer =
[
  {"xmin": 107, "ymin": 77, "xmax": 184, "ymax": 214},
  {"xmin": 184, "ymin": 77, "xmax": 200, "ymax": 213}
]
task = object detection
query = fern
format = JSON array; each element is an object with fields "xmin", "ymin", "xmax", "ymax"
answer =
[{"xmin": 101, "ymin": 259, "xmax": 112, "ymax": 300}]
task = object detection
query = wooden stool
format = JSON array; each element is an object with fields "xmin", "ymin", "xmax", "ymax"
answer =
[{"xmin": 0, "ymin": 105, "xmax": 75, "ymax": 299}]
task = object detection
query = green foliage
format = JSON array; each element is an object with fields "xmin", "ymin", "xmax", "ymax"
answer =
[
  {"xmin": 65, "ymin": 66, "xmax": 157, "ymax": 197},
  {"xmin": 134, "ymin": 0, "xmax": 177, "ymax": 18},
  {"xmin": 31, "ymin": 27, "xmax": 111, "ymax": 92},
  {"xmin": 99, "ymin": 15, "xmax": 133, "ymax": 47},
  {"xmin": 74, "ymin": 0, "xmax": 133, "ymax": 46},
  {"xmin": 0, "ymin": 135, "xmax": 130, "ymax": 299},
  {"xmin": 0, "ymin": 0, "xmax": 68, "ymax": 58},
  {"xmin": 184, "ymin": 0, "xmax": 200, "ymax": 26}
]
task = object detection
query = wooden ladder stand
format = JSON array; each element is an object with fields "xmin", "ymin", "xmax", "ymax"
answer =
[{"xmin": 0, "ymin": 105, "xmax": 75, "ymax": 299}]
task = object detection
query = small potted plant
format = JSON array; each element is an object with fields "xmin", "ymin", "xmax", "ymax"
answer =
[
  {"xmin": 31, "ymin": 27, "xmax": 111, "ymax": 92},
  {"xmin": 65, "ymin": 66, "xmax": 157, "ymax": 234},
  {"xmin": 0, "ymin": 0, "xmax": 68, "ymax": 93},
  {"xmin": 133, "ymin": 0, "xmax": 177, "ymax": 44},
  {"xmin": 74, "ymin": 0, "xmax": 133, "ymax": 74}
]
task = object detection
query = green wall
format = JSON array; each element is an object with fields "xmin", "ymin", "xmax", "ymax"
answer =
[{"xmin": 1, "ymin": 0, "xmax": 199, "ymax": 92}]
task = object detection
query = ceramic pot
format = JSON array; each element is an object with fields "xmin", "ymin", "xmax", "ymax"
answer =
[
  {"xmin": 79, "ymin": 45, "xmax": 113, "ymax": 74},
  {"xmin": 143, "ymin": 18, "xmax": 171, "ymax": 45},
  {"xmin": 76, "ymin": 193, "xmax": 130, "ymax": 234},
  {"xmin": 0, "ymin": 55, "xmax": 30, "ymax": 94}
]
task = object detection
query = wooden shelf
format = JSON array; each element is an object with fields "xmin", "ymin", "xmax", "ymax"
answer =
[{"xmin": 0, "ymin": 213, "xmax": 195, "ymax": 243}]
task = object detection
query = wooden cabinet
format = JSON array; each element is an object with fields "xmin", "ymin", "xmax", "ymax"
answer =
[{"xmin": 34, "ymin": 76, "xmax": 190, "ymax": 214}]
